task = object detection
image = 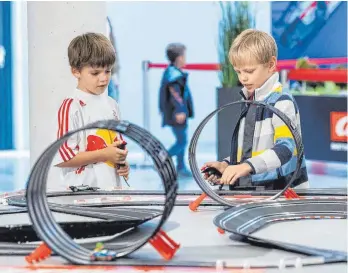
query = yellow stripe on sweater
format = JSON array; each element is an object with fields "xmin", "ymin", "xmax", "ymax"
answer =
[{"xmin": 274, "ymin": 125, "xmax": 297, "ymax": 155}]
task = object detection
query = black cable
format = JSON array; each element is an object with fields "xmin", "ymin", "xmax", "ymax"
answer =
[
  {"xmin": 189, "ymin": 100, "xmax": 304, "ymax": 207},
  {"xmin": 25, "ymin": 120, "xmax": 178, "ymax": 265}
]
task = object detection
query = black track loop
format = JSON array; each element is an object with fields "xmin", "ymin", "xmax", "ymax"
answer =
[
  {"xmin": 26, "ymin": 120, "xmax": 178, "ymax": 265},
  {"xmin": 189, "ymin": 100, "xmax": 304, "ymax": 207}
]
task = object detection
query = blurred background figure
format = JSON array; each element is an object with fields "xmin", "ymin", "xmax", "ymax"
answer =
[
  {"xmin": 106, "ymin": 16, "xmax": 120, "ymax": 102},
  {"xmin": 159, "ymin": 43, "xmax": 194, "ymax": 178}
]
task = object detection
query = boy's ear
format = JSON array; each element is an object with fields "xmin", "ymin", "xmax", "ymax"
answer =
[
  {"xmin": 269, "ymin": 56, "xmax": 277, "ymax": 72},
  {"xmin": 71, "ymin": 67, "xmax": 81, "ymax": 79}
]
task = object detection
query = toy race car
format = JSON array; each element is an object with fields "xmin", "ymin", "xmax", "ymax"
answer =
[
  {"xmin": 69, "ymin": 185, "xmax": 100, "ymax": 192},
  {"xmin": 90, "ymin": 243, "xmax": 117, "ymax": 261},
  {"xmin": 90, "ymin": 249, "xmax": 117, "ymax": 261}
]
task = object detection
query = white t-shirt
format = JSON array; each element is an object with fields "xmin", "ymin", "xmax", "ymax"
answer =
[{"xmin": 54, "ymin": 89, "xmax": 124, "ymax": 190}]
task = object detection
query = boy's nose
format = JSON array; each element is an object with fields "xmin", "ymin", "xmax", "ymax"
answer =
[{"xmin": 99, "ymin": 74, "xmax": 108, "ymax": 82}]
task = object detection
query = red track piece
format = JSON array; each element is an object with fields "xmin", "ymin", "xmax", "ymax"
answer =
[
  {"xmin": 284, "ymin": 188, "xmax": 300, "ymax": 199},
  {"xmin": 25, "ymin": 243, "xmax": 52, "ymax": 264},
  {"xmin": 217, "ymin": 227, "xmax": 225, "ymax": 234},
  {"xmin": 189, "ymin": 193, "xmax": 207, "ymax": 211},
  {"xmin": 149, "ymin": 229, "xmax": 180, "ymax": 260}
]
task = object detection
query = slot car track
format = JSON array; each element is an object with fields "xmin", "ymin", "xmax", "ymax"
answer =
[
  {"xmin": 214, "ymin": 199, "xmax": 347, "ymax": 264},
  {"xmin": 0, "ymin": 111, "xmax": 346, "ymax": 270},
  {"xmin": 0, "ymin": 194, "xmax": 346, "ymax": 269},
  {"xmin": 0, "ymin": 203, "xmax": 163, "ymax": 242},
  {"xmin": 23, "ymin": 120, "xmax": 179, "ymax": 265},
  {"xmin": 189, "ymin": 100, "xmax": 306, "ymax": 207},
  {"xmin": 4, "ymin": 188, "xmax": 348, "ymax": 208}
]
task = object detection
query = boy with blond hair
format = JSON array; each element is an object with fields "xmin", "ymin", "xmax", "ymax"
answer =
[
  {"xmin": 203, "ymin": 29, "xmax": 308, "ymax": 190},
  {"xmin": 54, "ymin": 33, "xmax": 129, "ymax": 190}
]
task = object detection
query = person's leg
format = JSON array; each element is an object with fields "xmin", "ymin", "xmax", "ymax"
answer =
[
  {"xmin": 168, "ymin": 126, "xmax": 181, "ymax": 158},
  {"xmin": 168, "ymin": 125, "xmax": 189, "ymax": 171},
  {"xmin": 170, "ymin": 125, "xmax": 192, "ymax": 177},
  {"xmin": 176, "ymin": 125, "xmax": 188, "ymax": 171}
]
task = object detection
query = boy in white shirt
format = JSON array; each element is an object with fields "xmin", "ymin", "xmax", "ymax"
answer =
[{"xmin": 55, "ymin": 32, "xmax": 129, "ymax": 190}]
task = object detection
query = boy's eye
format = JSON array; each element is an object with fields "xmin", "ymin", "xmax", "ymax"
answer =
[
  {"xmin": 91, "ymin": 72, "xmax": 99, "ymax": 76},
  {"xmin": 245, "ymin": 70, "xmax": 255, "ymax": 74}
]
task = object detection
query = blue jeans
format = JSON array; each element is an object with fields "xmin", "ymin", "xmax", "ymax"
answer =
[{"xmin": 168, "ymin": 125, "xmax": 188, "ymax": 170}]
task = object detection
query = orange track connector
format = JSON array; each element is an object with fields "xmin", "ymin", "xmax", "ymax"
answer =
[
  {"xmin": 217, "ymin": 227, "xmax": 225, "ymax": 234},
  {"xmin": 284, "ymin": 188, "xmax": 300, "ymax": 199},
  {"xmin": 25, "ymin": 243, "xmax": 52, "ymax": 264},
  {"xmin": 149, "ymin": 229, "xmax": 180, "ymax": 260},
  {"xmin": 189, "ymin": 193, "xmax": 207, "ymax": 211}
]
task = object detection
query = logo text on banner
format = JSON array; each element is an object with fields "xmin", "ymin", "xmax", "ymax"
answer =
[{"xmin": 330, "ymin": 112, "xmax": 348, "ymax": 142}]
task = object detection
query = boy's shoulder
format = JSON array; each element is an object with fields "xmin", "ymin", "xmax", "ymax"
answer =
[
  {"xmin": 57, "ymin": 96, "xmax": 80, "ymax": 112},
  {"xmin": 105, "ymin": 96, "xmax": 122, "ymax": 119},
  {"xmin": 267, "ymin": 84, "xmax": 295, "ymax": 104},
  {"xmin": 163, "ymin": 65, "xmax": 187, "ymax": 83}
]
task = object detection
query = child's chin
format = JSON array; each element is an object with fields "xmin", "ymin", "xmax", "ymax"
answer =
[{"xmin": 93, "ymin": 89, "xmax": 106, "ymax": 95}]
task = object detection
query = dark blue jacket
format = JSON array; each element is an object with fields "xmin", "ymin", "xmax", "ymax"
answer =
[{"xmin": 159, "ymin": 65, "xmax": 194, "ymax": 127}]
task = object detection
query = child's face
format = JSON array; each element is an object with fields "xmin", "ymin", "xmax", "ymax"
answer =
[
  {"xmin": 233, "ymin": 56, "xmax": 277, "ymax": 95},
  {"xmin": 176, "ymin": 52, "xmax": 186, "ymax": 68},
  {"xmin": 72, "ymin": 65, "xmax": 112, "ymax": 95}
]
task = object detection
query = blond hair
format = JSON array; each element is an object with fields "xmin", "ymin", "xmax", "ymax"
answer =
[
  {"xmin": 68, "ymin": 32, "xmax": 115, "ymax": 70},
  {"xmin": 229, "ymin": 29, "xmax": 277, "ymax": 67}
]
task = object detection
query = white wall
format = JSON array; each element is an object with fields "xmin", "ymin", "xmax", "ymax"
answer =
[{"xmin": 27, "ymin": 1, "xmax": 107, "ymax": 167}]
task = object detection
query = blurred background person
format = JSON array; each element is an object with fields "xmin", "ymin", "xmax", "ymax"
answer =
[
  {"xmin": 106, "ymin": 17, "xmax": 120, "ymax": 102},
  {"xmin": 159, "ymin": 43, "xmax": 194, "ymax": 178}
]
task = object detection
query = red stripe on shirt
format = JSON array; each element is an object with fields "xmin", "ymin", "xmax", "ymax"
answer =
[{"xmin": 57, "ymin": 99, "xmax": 76, "ymax": 161}]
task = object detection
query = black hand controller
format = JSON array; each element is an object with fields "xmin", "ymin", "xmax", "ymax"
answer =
[
  {"xmin": 201, "ymin": 167, "xmax": 222, "ymax": 178},
  {"xmin": 201, "ymin": 166, "xmax": 223, "ymax": 188},
  {"xmin": 118, "ymin": 141, "xmax": 127, "ymax": 167},
  {"xmin": 117, "ymin": 141, "xmax": 130, "ymax": 187}
]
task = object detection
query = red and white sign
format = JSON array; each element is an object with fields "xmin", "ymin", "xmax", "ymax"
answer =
[{"xmin": 330, "ymin": 112, "xmax": 348, "ymax": 142}]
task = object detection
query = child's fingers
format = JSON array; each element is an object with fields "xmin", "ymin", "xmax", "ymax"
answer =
[
  {"xmin": 117, "ymin": 170, "xmax": 128, "ymax": 176},
  {"xmin": 117, "ymin": 166, "xmax": 129, "ymax": 174},
  {"xmin": 230, "ymin": 174, "xmax": 240, "ymax": 185},
  {"xmin": 227, "ymin": 172, "xmax": 237, "ymax": 185},
  {"xmin": 111, "ymin": 140, "xmax": 123, "ymax": 147},
  {"xmin": 221, "ymin": 172, "xmax": 229, "ymax": 184},
  {"xmin": 201, "ymin": 162, "xmax": 215, "ymax": 168},
  {"xmin": 207, "ymin": 175, "xmax": 220, "ymax": 184},
  {"xmin": 206, "ymin": 174, "xmax": 215, "ymax": 181},
  {"xmin": 116, "ymin": 148, "xmax": 128, "ymax": 155}
]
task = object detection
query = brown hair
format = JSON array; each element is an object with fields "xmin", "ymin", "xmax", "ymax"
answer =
[
  {"xmin": 229, "ymin": 29, "xmax": 278, "ymax": 67},
  {"xmin": 68, "ymin": 32, "xmax": 115, "ymax": 70},
  {"xmin": 166, "ymin": 43, "xmax": 186, "ymax": 63}
]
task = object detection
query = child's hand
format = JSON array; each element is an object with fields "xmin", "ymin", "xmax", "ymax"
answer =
[
  {"xmin": 175, "ymin": 113, "xmax": 186, "ymax": 124},
  {"xmin": 201, "ymin": 161, "xmax": 229, "ymax": 184},
  {"xmin": 117, "ymin": 161, "xmax": 130, "ymax": 178},
  {"xmin": 220, "ymin": 163, "xmax": 252, "ymax": 185},
  {"xmin": 103, "ymin": 140, "xmax": 128, "ymax": 164}
]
